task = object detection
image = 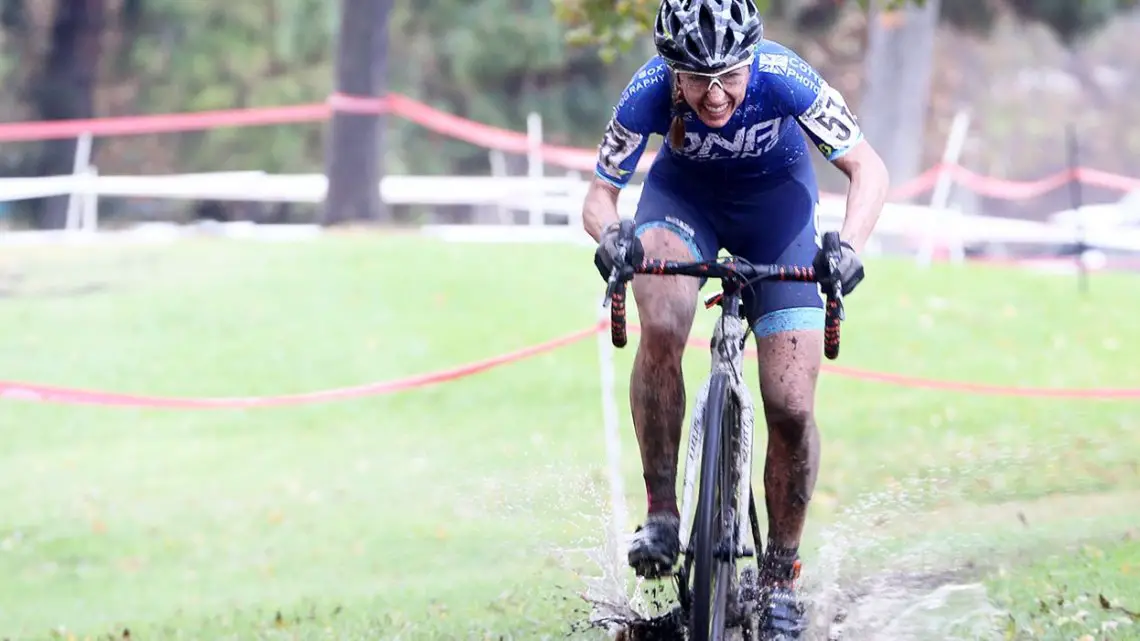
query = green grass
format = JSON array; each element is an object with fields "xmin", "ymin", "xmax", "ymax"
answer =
[
  {"xmin": 0, "ymin": 234, "xmax": 1138, "ymax": 640},
  {"xmin": 988, "ymin": 537, "xmax": 1140, "ymax": 640}
]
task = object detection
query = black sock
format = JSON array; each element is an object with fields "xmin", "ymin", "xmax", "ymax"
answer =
[
  {"xmin": 766, "ymin": 544, "xmax": 799, "ymax": 562},
  {"xmin": 762, "ymin": 544, "xmax": 800, "ymax": 582}
]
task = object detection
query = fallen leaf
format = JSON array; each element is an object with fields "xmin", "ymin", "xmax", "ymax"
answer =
[{"xmin": 1098, "ymin": 593, "xmax": 1140, "ymax": 621}]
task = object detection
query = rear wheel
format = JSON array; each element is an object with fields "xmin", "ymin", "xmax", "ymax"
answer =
[{"xmin": 687, "ymin": 372, "xmax": 740, "ymax": 641}]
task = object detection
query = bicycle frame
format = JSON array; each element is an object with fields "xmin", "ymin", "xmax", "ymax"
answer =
[{"xmin": 677, "ymin": 290, "xmax": 756, "ymax": 564}]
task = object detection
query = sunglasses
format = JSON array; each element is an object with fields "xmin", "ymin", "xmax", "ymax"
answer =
[{"xmin": 674, "ymin": 54, "xmax": 754, "ymax": 92}]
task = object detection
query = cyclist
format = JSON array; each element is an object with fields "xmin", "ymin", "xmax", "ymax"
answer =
[{"xmin": 582, "ymin": 0, "xmax": 888, "ymax": 637}]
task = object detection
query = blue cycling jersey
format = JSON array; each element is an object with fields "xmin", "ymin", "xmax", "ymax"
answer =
[{"xmin": 594, "ymin": 39, "xmax": 864, "ymax": 189}]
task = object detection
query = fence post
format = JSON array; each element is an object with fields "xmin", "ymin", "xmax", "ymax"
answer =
[
  {"xmin": 81, "ymin": 165, "xmax": 100, "ymax": 233},
  {"xmin": 1067, "ymin": 124, "xmax": 1089, "ymax": 294},
  {"xmin": 66, "ymin": 132, "xmax": 95, "ymax": 232},
  {"xmin": 526, "ymin": 112, "xmax": 544, "ymax": 227},
  {"xmin": 917, "ymin": 108, "xmax": 971, "ymax": 266},
  {"xmin": 488, "ymin": 149, "xmax": 511, "ymax": 224}
]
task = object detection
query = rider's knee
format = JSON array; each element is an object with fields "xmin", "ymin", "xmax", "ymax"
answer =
[
  {"xmin": 763, "ymin": 402, "xmax": 815, "ymax": 442},
  {"xmin": 637, "ymin": 291, "xmax": 692, "ymax": 354}
]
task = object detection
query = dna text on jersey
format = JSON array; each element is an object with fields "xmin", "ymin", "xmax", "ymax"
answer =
[{"xmin": 676, "ymin": 117, "xmax": 783, "ymax": 161}]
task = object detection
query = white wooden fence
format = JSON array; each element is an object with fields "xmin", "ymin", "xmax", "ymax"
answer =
[{"xmin": 1, "ymin": 170, "xmax": 1137, "ymax": 259}]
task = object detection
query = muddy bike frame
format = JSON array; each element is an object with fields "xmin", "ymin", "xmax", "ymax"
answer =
[{"xmin": 604, "ymin": 229, "xmax": 846, "ymax": 640}]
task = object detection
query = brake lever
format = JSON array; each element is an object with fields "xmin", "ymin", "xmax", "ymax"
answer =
[
  {"xmin": 601, "ymin": 232, "xmax": 632, "ymax": 308},
  {"xmin": 825, "ymin": 252, "xmax": 846, "ymax": 321},
  {"xmin": 602, "ymin": 268, "xmax": 621, "ymax": 307}
]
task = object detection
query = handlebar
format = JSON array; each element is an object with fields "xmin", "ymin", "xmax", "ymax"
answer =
[{"xmin": 603, "ymin": 232, "xmax": 847, "ymax": 361}]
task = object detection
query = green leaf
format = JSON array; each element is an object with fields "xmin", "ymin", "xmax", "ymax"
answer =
[{"xmin": 551, "ymin": 0, "xmax": 933, "ymax": 56}]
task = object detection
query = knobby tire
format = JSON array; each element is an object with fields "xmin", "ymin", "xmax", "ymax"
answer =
[{"xmin": 689, "ymin": 371, "xmax": 739, "ymax": 641}]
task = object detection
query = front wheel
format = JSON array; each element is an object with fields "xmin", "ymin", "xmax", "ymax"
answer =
[{"xmin": 688, "ymin": 371, "xmax": 740, "ymax": 641}]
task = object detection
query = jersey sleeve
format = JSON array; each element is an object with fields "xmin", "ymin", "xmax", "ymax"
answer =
[
  {"xmin": 594, "ymin": 58, "xmax": 672, "ymax": 188},
  {"xmin": 758, "ymin": 44, "xmax": 864, "ymax": 162}
]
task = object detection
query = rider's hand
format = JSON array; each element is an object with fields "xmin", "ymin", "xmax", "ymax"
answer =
[
  {"xmin": 594, "ymin": 219, "xmax": 645, "ymax": 282},
  {"xmin": 814, "ymin": 236, "xmax": 865, "ymax": 295}
]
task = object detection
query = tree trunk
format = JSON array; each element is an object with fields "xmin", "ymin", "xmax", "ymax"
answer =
[
  {"xmin": 859, "ymin": 0, "xmax": 940, "ymax": 190},
  {"xmin": 32, "ymin": 0, "xmax": 105, "ymax": 229},
  {"xmin": 323, "ymin": 0, "xmax": 392, "ymax": 226}
]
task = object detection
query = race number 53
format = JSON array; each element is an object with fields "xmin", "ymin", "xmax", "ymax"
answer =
[{"xmin": 803, "ymin": 83, "xmax": 861, "ymax": 150}]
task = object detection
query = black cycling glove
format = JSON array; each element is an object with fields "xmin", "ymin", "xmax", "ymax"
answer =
[
  {"xmin": 813, "ymin": 235, "xmax": 865, "ymax": 295},
  {"xmin": 594, "ymin": 219, "xmax": 645, "ymax": 282}
]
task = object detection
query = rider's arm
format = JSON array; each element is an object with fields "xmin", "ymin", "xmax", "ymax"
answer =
[
  {"xmin": 799, "ymin": 93, "xmax": 888, "ymax": 252},
  {"xmin": 583, "ymin": 177, "xmax": 622, "ymax": 242},
  {"xmin": 582, "ymin": 58, "xmax": 671, "ymax": 241},
  {"xmin": 829, "ymin": 140, "xmax": 889, "ymax": 254},
  {"xmin": 763, "ymin": 44, "xmax": 890, "ymax": 252}
]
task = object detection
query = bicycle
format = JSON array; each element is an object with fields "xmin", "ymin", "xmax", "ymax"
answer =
[{"xmin": 603, "ymin": 229, "xmax": 847, "ymax": 641}]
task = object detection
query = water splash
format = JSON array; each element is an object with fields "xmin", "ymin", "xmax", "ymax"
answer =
[
  {"xmin": 505, "ymin": 443, "xmax": 1042, "ymax": 641},
  {"xmin": 560, "ymin": 463, "xmax": 1014, "ymax": 640},
  {"xmin": 826, "ymin": 578, "xmax": 1004, "ymax": 641},
  {"xmin": 801, "ymin": 470, "xmax": 1010, "ymax": 641},
  {"xmin": 513, "ymin": 467, "xmax": 687, "ymax": 639},
  {"xmin": 548, "ymin": 485, "xmax": 658, "ymax": 636}
]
